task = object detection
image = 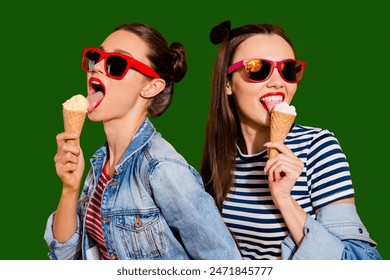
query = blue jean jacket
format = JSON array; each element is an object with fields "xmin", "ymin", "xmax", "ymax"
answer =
[
  {"xmin": 44, "ymin": 118, "xmax": 241, "ymax": 260},
  {"xmin": 281, "ymin": 203, "xmax": 382, "ymax": 259}
]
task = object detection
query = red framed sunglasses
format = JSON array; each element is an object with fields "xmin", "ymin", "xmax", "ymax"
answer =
[
  {"xmin": 81, "ymin": 47, "xmax": 160, "ymax": 80},
  {"xmin": 227, "ymin": 58, "xmax": 306, "ymax": 83}
]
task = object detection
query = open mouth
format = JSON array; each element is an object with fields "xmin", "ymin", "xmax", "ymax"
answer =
[
  {"xmin": 260, "ymin": 93, "xmax": 284, "ymax": 112},
  {"xmin": 91, "ymin": 80, "xmax": 105, "ymax": 94},
  {"xmin": 87, "ymin": 78, "xmax": 106, "ymax": 112}
]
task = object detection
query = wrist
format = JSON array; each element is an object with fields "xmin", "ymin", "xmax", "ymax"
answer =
[
  {"xmin": 274, "ymin": 195, "xmax": 295, "ymax": 211},
  {"xmin": 61, "ymin": 184, "xmax": 80, "ymax": 196}
]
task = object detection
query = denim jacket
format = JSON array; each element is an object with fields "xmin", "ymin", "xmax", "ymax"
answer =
[
  {"xmin": 281, "ymin": 203, "xmax": 382, "ymax": 260},
  {"xmin": 45, "ymin": 118, "xmax": 241, "ymax": 260}
]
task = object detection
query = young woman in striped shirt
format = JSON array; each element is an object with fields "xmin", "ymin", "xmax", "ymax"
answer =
[{"xmin": 200, "ymin": 20, "xmax": 381, "ymax": 260}]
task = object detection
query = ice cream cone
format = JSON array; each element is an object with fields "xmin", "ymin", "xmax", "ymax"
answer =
[
  {"xmin": 63, "ymin": 109, "xmax": 87, "ymax": 146},
  {"xmin": 269, "ymin": 111, "xmax": 295, "ymax": 158}
]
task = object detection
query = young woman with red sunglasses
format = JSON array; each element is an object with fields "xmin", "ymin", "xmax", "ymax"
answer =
[
  {"xmin": 44, "ymin": 22, "xmax": 241, "ymax": 260},
  {"xmin": 200, "ymin": 20, "xmax": 381, "ymax": 260}
]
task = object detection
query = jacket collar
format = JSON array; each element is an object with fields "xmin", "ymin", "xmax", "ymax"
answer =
[{"xmin": 91, "ymin": 118, "xmax": 156, "ymax": 174}]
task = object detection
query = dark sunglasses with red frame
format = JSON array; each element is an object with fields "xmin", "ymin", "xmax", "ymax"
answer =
[{"xmin": 81, "ymin": 47, "xmax": 160, "ymax": 80}]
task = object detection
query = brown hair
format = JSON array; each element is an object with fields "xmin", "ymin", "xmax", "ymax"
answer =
[
  {"xmin": 114, "ymin": 23, "xmax": 187, "ymax": 117},
  {"xmin": 200, "ymin": 21, "xmax": 295, "ymax": 211}
]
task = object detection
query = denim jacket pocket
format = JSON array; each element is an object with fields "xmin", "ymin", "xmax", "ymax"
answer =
[{"xmin": 114, "ymin": 211, "xmax": 165, "ymax": 259}]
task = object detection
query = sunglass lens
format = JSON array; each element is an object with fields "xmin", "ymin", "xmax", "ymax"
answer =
[
  {"xmin": 106, "ymin": 55, "xmax": 128, "ymax": 77},
  {"xmin": 84, "ymin": 50, "xmax": 101, "ymax": 71},
  {"xmin": 281, "ymin": 61, "xmax": 304, "ymax": 82},
  {"xmin": 246, "ymin": 59, "xmax": 271, "ymax": 81}
]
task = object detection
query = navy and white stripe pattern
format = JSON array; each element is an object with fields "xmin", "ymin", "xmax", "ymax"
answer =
[{"xmin": 222, "ymin": 124, "xmax": 355, "ymax": 260}]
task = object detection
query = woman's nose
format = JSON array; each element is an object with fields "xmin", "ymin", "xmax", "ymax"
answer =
[
  {"xmin": 266, "ymin": 68, "xmax": 284, "ymax": 88},
  {"xmin": 92, "ymin": 58, "xmax": 105, "ymax": 74}
]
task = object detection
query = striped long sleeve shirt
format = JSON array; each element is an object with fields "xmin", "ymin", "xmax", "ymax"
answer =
[{"xmin": 222, "ymin": 124, "xmax": 355, "ymax": 260}]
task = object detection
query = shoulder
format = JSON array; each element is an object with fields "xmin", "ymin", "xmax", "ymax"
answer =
[
  {"xmin": 290, "ymin": 124, "xmax": 335, "ymax": 140},
  {"xmin": 146, "ymin": 131, "xmax": 186, "ymax": 163},
  {"xmin": 288, "ymin": 124, "xmax": 341, "ymax": 151},
  {"xmin": 144, "ymin": 131, "xmax": 201, "ymax": 180}
]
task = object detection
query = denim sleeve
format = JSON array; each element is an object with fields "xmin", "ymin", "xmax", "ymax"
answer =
[
  {"xmin": 281, "ymin": 203, "xmax": 381, "ymax": 260},
  {"xmin": 281, "ymin": 215, "xmax": 345, "ymax": 259},
  {"xmin": 342, "ymin": 240, "xmax": 382, "ymax": 260},
  {"xmin": 149, "ymin": 161, "xmax": 242, "ymax": 260},
  {"xmin": 43, "ymin": 212, "xmax": 82, "ymax": 260}
]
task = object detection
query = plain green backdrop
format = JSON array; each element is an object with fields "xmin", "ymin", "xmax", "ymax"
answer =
[{"xmin": 1, "ymin": 0, "xmax": 388, "ymax": 259}]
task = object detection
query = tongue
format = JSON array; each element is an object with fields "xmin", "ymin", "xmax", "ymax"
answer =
[
  {"xmin": 262, "ymin": 100, "xmax": 282, "ymax": 112},
  {"xmin": 87, "ymin": 92, "xmax": 104, "ymax": 113}
]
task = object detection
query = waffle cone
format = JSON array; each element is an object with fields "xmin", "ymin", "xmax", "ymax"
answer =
[
  {"xmin": 269, "ymin": 111, "xmax": 295, "ymax": 158},
  {"xmin": 63, "ymin": 109, "xmax": 87, "ymax": 146}
]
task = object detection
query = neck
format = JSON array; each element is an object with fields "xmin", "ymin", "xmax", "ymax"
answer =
[
  {"xmin": 103, "ymin": 112, "xmax": 147, "ymax": 177},
  {"xmin": 238, "ymin": 122, "xmax": 270, "ymax": 155}
]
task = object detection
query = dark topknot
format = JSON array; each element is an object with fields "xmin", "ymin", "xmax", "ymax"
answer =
[
  {"xmin": 169, "ymin": 42, "xmax": 187, "ymax": 83},
  {"xmin": 210, "ymin": 20, "xmax": 231, "ymax": 45},
  {"xmin": 210, "ymin": 20, "xmax": 290, "ymax": 48}
]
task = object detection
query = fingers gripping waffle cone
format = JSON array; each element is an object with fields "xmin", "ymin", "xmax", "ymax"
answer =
[
  {"xmin": 62, "ymin": 94, "xmax": 89, "ymax": 146},
  {"xmin": 269, "ymin": 102, "xmax": 296, "ymax": 158}
]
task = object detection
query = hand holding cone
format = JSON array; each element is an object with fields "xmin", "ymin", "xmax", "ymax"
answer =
[
  {"xmin": 269, "ymin": 102, "xmax": 296, "ymax": 158},
  {"xmin": 62, "ymin": 94, "xmax": 89, "ymax": 146}
]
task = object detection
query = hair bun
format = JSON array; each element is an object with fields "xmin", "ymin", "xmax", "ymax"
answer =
[
  {"xmin": 210, "ymin": 20, "xmax": 231, "ymax": 45},
  {"xmin": 170, "ymin": 42, "xmax": 187, "ymax": 83}
]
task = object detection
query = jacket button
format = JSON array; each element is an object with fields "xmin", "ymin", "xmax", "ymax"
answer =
[
  {"xmin": 111, "ymin": 254, "xmax": 118, "ymax": 260},
  {"xmin": 102, "ymin": 218, "xmax": 111, "ymax": 224},
  {"xmin": 134, "ymin": 214, "xmax": 142, "ymax": 228},
  {"xmin": 358, "ymin": 228, "xmax": 363, "ymax": 234},
  {"xmin": 82, "ymin": 196, "xmax": 89, "ymax": 206}
]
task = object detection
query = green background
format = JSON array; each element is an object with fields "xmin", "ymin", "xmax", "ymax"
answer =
[{"xmin": 1, "ymin": 0, "xmax": 388, "ymax": 259}]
